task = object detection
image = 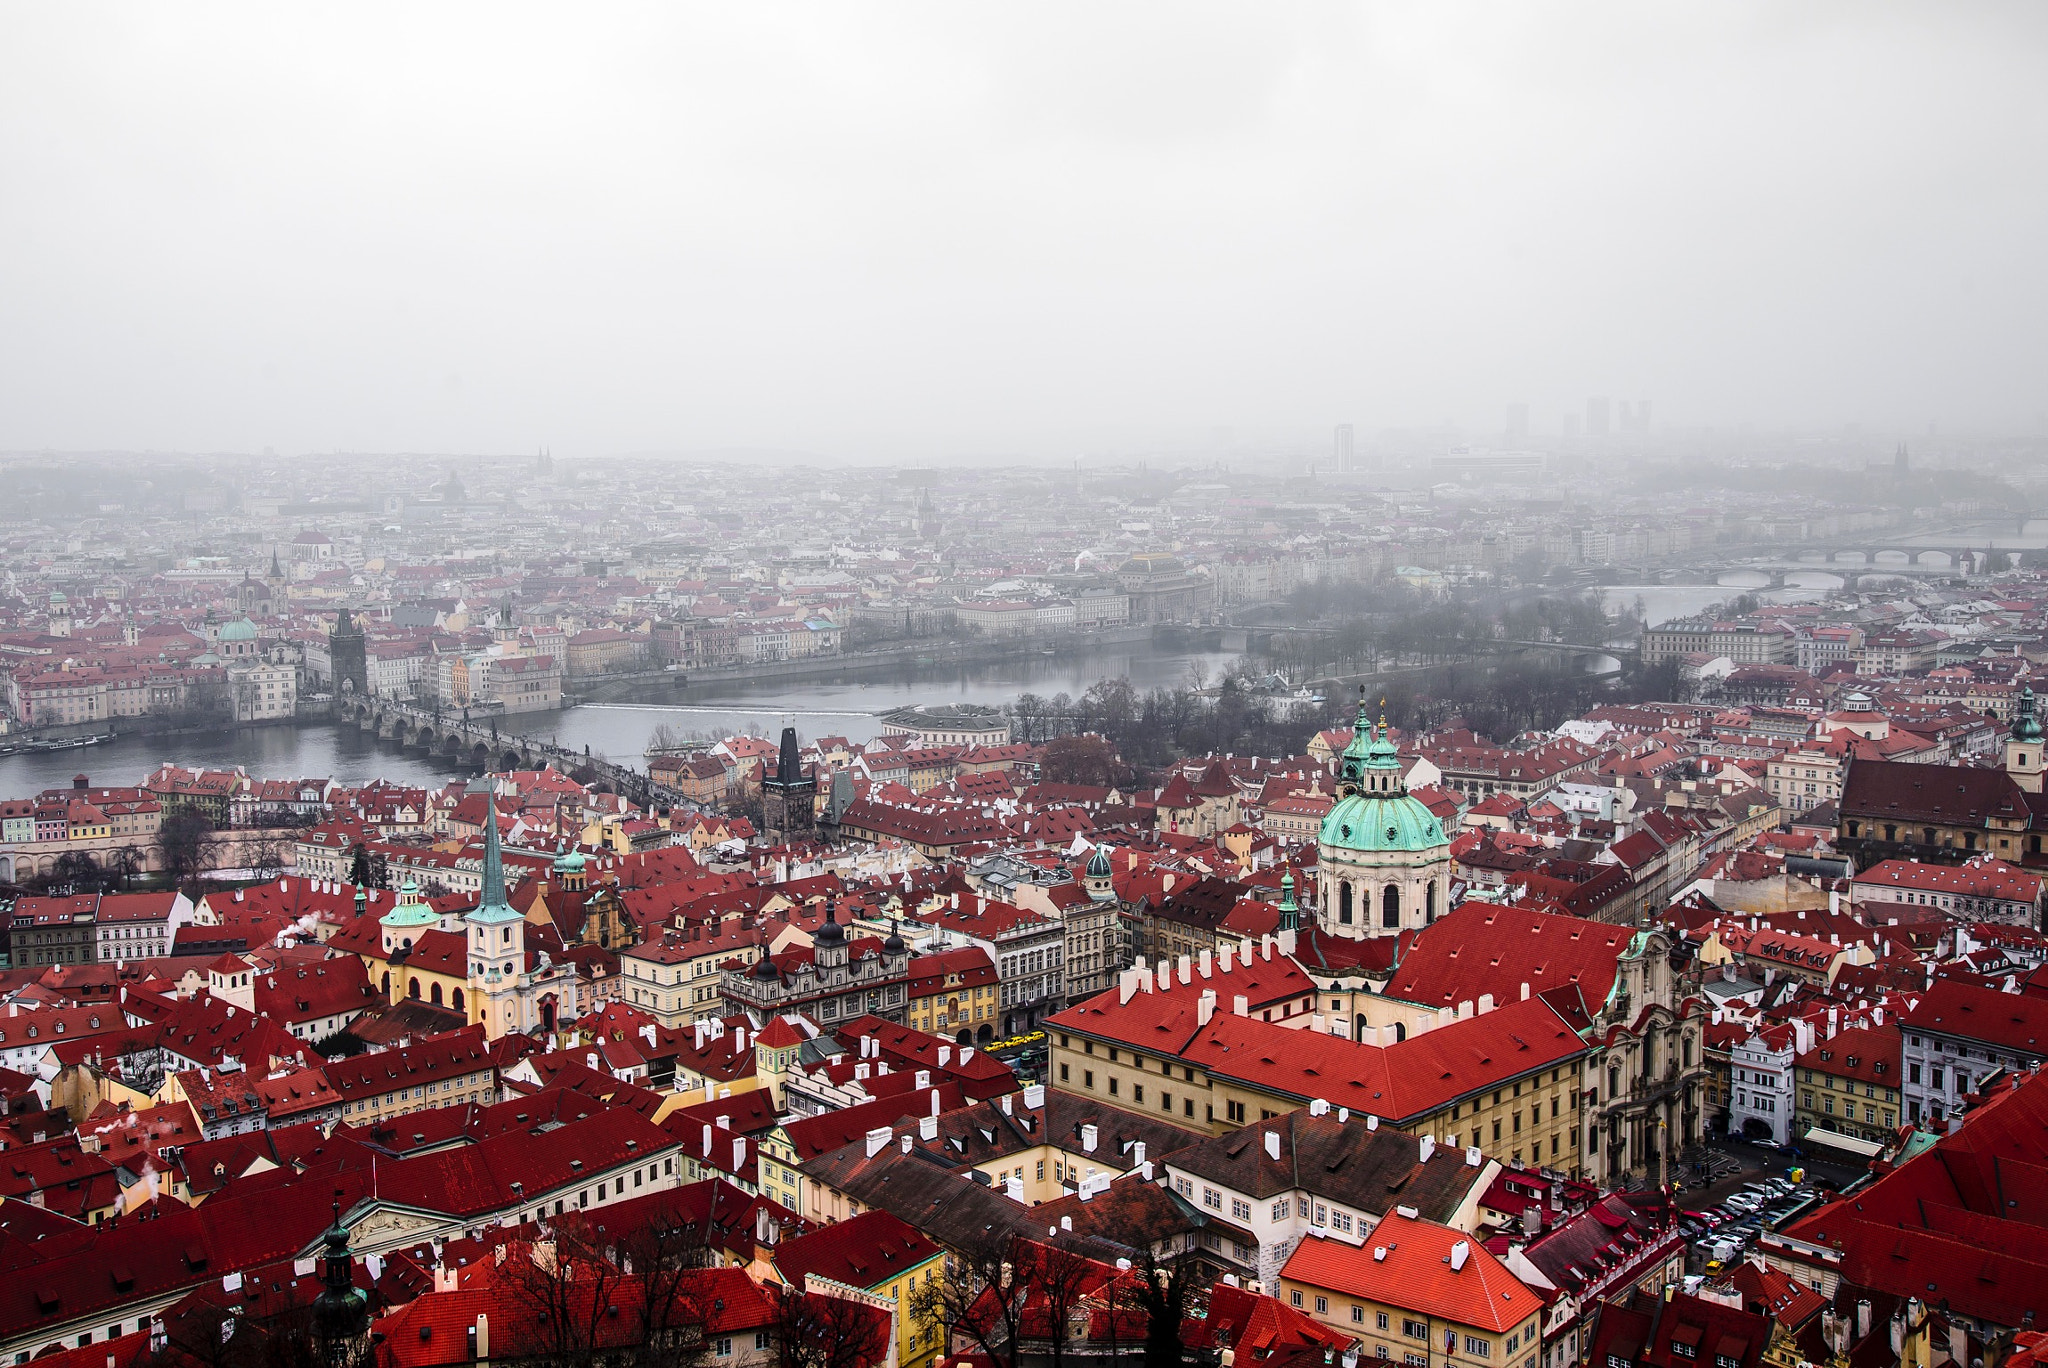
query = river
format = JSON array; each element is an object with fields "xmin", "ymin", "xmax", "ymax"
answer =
[
  {"xmin": 0, "ymin": 641, "xmax": 1243, "ymax": 794},
  {"xmin": 1600, "ymin": 577, "xmax": 1835, "ymax": 627}
]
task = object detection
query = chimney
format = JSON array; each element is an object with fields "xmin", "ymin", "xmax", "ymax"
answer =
[
  {"xmin": 733, "ymin": 1138, "xmax": 745, "ymax": 1172},
  {"xmin": 716, "ymin": 1114, "xmax": 731, "ymax": 1131},
  {"xmin": 1023, "ymin": 1083, "xmax": 1045, "ymax": 1109},
  {"xmin": 900, "ymin": 1134, "xmax": 912, "ymax": 1154},
  {"xmin": 1450, "ymin": 1241, "xmax": 1470, "ymax": 1272},
  {"xmin": 475, "ymin": 1315, "xmax": 489, "ymax": 1362},
  {"xmin": 938, "ymin": 1046, "xmax": 951, "ymax": 1068},
  {"xmin": 1261, "ymin": 935, "xmax": 1274, "ymax": 961},
  {"xmin": 916, "ymin": 1069, "xmax": 931, "ymax": 1089},
  {"xmin": 1477, "ymin": 993, "xmax": 1495, "ymax": 1015},
  {"xmin": 1219, "ymin": 943, "xmax": 1234, "ymax": 973},
  {"xmin": 1198, "ymin": 949, "xmax": 1212, "ymax": 979},
  {"xmin": 1119, "ymin": 971, "xmax": 1136, "ymax": 1006},
  {"xmin": 1856, "ymin": 1300, "xmax": 1872, "ymax": 1342},
  {"xmin": 920, "ymin": 1116, "xmax": 937, "ymax": 1141},
  {"xmin": 1157, "ymin": 963, "xmax": 1171, "ymax": 991},
  {"xmin": 1000, "ymin": 1093, "xmax": 1013, "ymax": 1116},
  {"xmin": 1519, "ymin": 982, "xmax": 1530, "ymax": 1001},
  {"xmin": 866, "ymin": 1127, "xmax": 892, "ymax": 1158},
  {"xmin": 1082, "ymin": 1124, "xmax": 1098, "ymax": 1153},
  {"xmin": 1263, "ymin": 1131, "xmax": 1280, "ymax": 1162},
  {"xmin": 702, "ymin": 1124, "xmax": 713, "ymax": 1156},
  {"xmin": 931, "ymin": 1089, "xmax": 943, "ymax": 1116},
  {"xmin": 1233, "ymin": 994, "xmax": 1249, "ymax": 1017},
  {"xmin": 1177, "ymin": 955, "xmax": 1192, "ymax": 985},
  {"xmin": 1418, "ymin": 1136, "xmax": 1436, "ymax": 1163},
  {"xmin": 1277, "ymin": 928, "xmax": 1296, "ymax": 955},
  {"xmin": 1131, "ymin": 1141, "xmax": 1146, "ymax": 1165}
]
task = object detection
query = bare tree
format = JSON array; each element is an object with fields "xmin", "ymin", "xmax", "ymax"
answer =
[
  {"xmin": 1108, "ymin": 1250, "xmax": 1216, "ymax": 1368},
  {"xmin": 905, "ymin": 1228, "xmax": 1025, "ymax": 1368},
  {"xmin": 159, "ymin": 809, "xmax": 221, "ymax": 894},
  {"xmin": 775, "ymin": 1285, "xmax": 892, "ymax": 1368}
]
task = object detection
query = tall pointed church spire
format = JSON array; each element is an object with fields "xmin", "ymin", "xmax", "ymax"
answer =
[{"xmin": 467, "ymin": 779, "xmax": 521, "ymax": 924}]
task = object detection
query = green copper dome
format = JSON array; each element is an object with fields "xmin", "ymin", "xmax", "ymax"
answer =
[
  {"xmin": 1319, "ymin": 790, "xmax": 1446, "ymax": 854},
  {"xmin": 1320, "ymin": 688, "xmax": 1445, "ymax": 855},
  {"xmin": 380, "ymin": 880, "xmax": 439, "ymax": 929},
  {"xmin": 219, "ymin": 617, "xmax": 258, "ymax": 642}
]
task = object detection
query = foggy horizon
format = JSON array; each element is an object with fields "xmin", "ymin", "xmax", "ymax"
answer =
[{"xmin": 4, "ymin": 3, "xmax": 2046, "ymax": 463}]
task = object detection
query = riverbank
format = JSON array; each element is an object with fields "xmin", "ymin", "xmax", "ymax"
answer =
[{"xmin": 565, "ymin": 625, "xmax": 1158, "ymax": 702}]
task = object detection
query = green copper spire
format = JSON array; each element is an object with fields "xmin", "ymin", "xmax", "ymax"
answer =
[
  {"xmin": 2016, "ymin": 686, "xmax": 2043, "ymax": 744},
  {"xmin": 1278, "ymin": 869, "xmax": 1299, "ymax": 933},
  {"xmin": 1337, "ymin": 686, "xmax": 1377, "ymax": 790},
  {"xmin": 467, "ymin": 781, "xmax": 522, "ymax": 925}
]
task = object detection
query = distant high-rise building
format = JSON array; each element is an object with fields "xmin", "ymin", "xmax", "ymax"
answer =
[
  {"xmin": 1586, "ymin": 397, "xmax": 1611, "ymax": 437},
  {"xmin": 1334, "ymin": 423, "xmax": 1355, "ymax": 474},
  {"xmin": 1562, "ymin": 413, "xmax": 1582, "ymax": 438},
  {"xmin": 1895, "ymin": 443, "xmax": 1910, "ymax": 472},
  {"xmin": 1505, "ymin": 403, "xmax": 1529, "ymax": 438}
]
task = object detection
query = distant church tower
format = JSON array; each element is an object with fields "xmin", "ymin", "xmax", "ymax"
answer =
[
  {"xmin": 761, "ymin": 725, "xmax": 818, "ymax": 843},
  {"xmin": 329, "ymin": 608, "xmax": 369, "ymax": 696},
  {"xmin": 2008, "ymin": 686, "xmax": 2043, "ymax": 794}
]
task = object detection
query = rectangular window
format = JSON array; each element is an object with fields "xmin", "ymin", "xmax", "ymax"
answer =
[
  {"xmin": 1291, "ymin": 1291, "xmax": 1303, "ymax": 1308},
  {"xmin": 1351, "ymin": 1307, "xmax": 1364, "ymax": 1324},
  {"xmin": 1232, "ymin": 1198, "xmax": 1251, "ymax": 1220},
  {"xmin": 1378, "ymin": 1313, "xmax": 1390, "ymax": 1331},
  {"xmin": 1464, "ymin": 1336, "xmax": 1490, "ymax": 1358},
  {"xmin": 716, "ymin": 1339, "xmax": 733, "ymax": 1358},
  {"xmin": 1273, "ymin": 1200, "xmax": 1289, "ymax": 1221}
]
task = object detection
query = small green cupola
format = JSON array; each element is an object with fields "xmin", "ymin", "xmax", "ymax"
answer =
[{"xmin": 2016, "ymin": 686, "xmax": 2043, "ymax": 744}]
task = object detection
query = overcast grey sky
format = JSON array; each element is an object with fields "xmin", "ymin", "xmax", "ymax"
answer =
[{"xmin": 2, "ymin": 3, "xmax": 2044, "ymax": 462}]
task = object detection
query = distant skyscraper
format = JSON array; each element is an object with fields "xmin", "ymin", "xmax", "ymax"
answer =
[
  {"xmin": 1505, "ymin": 403, "xmax": 1529, "ymax": 438},
  {"xmin": 1334, "ymin": 423, "xmax": 1355, "ymax": 474},
  {"xmin": 1586, "ymin": 397, "xmax": 1611, "ymax": 437}
]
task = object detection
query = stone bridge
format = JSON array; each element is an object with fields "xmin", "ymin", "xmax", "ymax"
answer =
[{"xmin": 333, "ymin": 698, "xmax": 675, "ymax": 807}]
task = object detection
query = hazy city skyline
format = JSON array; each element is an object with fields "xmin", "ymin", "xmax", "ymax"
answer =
[{"xmin": 3, "ymin": 3, "xmax": 2045, "ymax": 462}]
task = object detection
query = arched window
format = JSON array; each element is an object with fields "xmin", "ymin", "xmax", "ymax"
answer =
[
  {"xmin": 1425, "ymin": 881, "xmax": 1437, "ymax": 923},
  {"xmin": 1382, "ymin": 885, "xmax": 1400, "ymax": 928},
  {"xmin": 452, "ymin": 988, "xmax": 465, "ymax": 1012},
  {"xmin": 380, "ymin": 972, "xmax": 390, "ymax": 996},
  {"xmin": 430, "ymin": 983, "xmax": 443, "ymax": 1006},
  {"xmin": 408, "ymin": 977, "xmax": 422, "ymax": 1000},
  {"xmin": 1338, "ymin": 882, "xmax": 1353, "ymax": 925}
]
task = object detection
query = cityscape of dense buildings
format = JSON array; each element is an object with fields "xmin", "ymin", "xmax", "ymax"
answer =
[{"xmin": 0, "ymin": 440, "xmax": 2045, "ymax": 1367}]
